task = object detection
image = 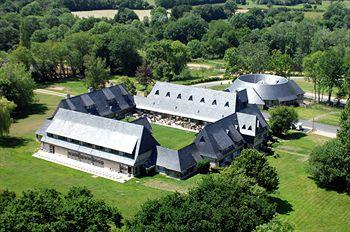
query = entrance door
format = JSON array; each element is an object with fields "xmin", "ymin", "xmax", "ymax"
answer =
[{"xmin": 49, "ymin": 145, "xmax": 55, "ymax": 154}]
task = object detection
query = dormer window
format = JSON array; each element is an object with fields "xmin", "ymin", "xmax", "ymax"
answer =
[
  {"xmin": 188, "ymin": 95, "xmax": 193, "ymax": 101},
  {"xmin": 200, "ymin": 98, "xmax": 205, "ymax": 103},
  {"xmin": 248, "ymin": 126, "xmax": 252, "ymax": 130},
  {"xmin": 226, "ymin": 129, "xmax": 230, "ymax": 134},
  {"xmin": 200, "ymin": 136, "xmax": 205, "ymax": 143},
  {"xmin": 212, "ymin": 100, "xmax": 217, "ymax": 105},
  {"xmin": 155, "ymin": 90, "xmax": 159, "ymax": 95},
  {"xmin": 224, "ymin": 102, "xmax": 229, "ymax": 107},
  {"xmin": 242, "ymin": 124, "xmax": 246, "ymax": 129},
  {"xmin": 177, "ymin": 94, "xmax": 181, "ymax": 99},
  {"xmin": 166, "ymin": 92, "xmax": 170, "ymax": 97}
]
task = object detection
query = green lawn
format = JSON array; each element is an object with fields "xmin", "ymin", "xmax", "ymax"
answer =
[
  {"xmin": 270, "ymin": 132, "xmax": 350, "ymax": 231},
  {"xmin": 209, "ymin": 83, "xmax": 231, "ymax": 91},
  {"xmin": 151, "ymin": 124, "xmax": 197, "ymax": 150},
  {"xmin": 294, "ymin": 104, "xmax": 342, "ymax": 126}
]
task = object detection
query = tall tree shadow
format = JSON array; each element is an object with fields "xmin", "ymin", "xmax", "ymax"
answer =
[
  {"xmin": 269, "ymin": 196, "xmax": 294, "ymax": 215},
  {"xmin": 12, "ymin": 103, "xmax": 48, "ymax": 120},
  {"xmin": 0, "ymin": 136, "xmax": 29, "ymax": 148}
]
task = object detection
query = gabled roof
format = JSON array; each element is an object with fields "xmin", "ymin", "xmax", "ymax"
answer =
[
  {"xmin": 195, "ymin": 114, "xmax": 245, "ymax": 160},
  {"xmin": 156, "ymin": 144, "xmax": 198, "ymax": 172},
  {"xmin": 47, "ymin": 108, "xmax": 144, "ymax": 154},
  {"xmin": 134, "ymin": 82, "xmax": 237, "ymax": 122},
  {"xmin": 55, "ymin": 84, "xmax": 135, "ymax": 117}
]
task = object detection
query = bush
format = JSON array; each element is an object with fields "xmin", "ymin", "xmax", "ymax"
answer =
[
  {"xmin": 196, "ymin": 159, "xmax": 210, "ymax": 174},
  {"xmin": 309, "ymin": 139, "xmax": 350, "ymax": 193}
]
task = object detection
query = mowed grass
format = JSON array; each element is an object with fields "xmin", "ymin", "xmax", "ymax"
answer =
[
  {"xmin": 270, "ymin": 132, "xmax": 350, "ymax": 231},
  {"xmin": 294, "ymin": 104, "xmax": 342, "ymax": 126},
  {"xmin": 0, "ymin": 94, "xmax": 170, "ymax": 219},
  {"xmin": 209, "ymin": 83, "xmax": 231, "ymax": 91},
  {"xmin": 151, "ymin": 124, "xmax": 197, "ymax": 150}
]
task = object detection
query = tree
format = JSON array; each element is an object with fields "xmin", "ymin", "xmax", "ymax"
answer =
[
  {"xmin": 136, "ymin": 62, "xmax": 153, "ymax": 86},
  {"xmin": 84, "ymin": 55, "xmax": 110, "ymax": 90},
  {"xmin": 303, "ymin": 51, "xmax": 325, "ymax": 102},
  {"xmin": 115, "ymin": 77, "xmax": 137, "ymax": 95},
  {"xmin": 269, "ymin": 106, "xmax": 298, "ymax": 137},
  {"xmin": 164, "ymin": 13, "xmax": 208, "ymax": 44},
  {"xmin": 270, "ymin": 50, "xmax": 293, "ymax": 78},
  {"xmin": 145, "ymin": 40, "xmax": 189, "ymax": 81},
  {"xmin": 196, "ymin": 159, "xmax": 210, "ymax": 174},
  {"xmin": 338, "ymin": 102, "xmax": 350, "ymax": 150},
  {"xmin": 0, "ymin": 63, "xmax": 35, "ymax": 109},
  {"xmin": 114, "ymin": 7, "xmax": 139, "ymax": 24},
  {"xmin": 0, "ymin": 97, "xmax": 16, "ymax": 137},
  {"xmin": 223, "ymin": 149, "xmax": 279, "ymax": 193},
  {"xmin": 0, "ymin": 187, "xmax": 123, "ymax": 231},
  {"xmin": 309, "ymin": 139, "xmax": 350, "ymax": 193}
]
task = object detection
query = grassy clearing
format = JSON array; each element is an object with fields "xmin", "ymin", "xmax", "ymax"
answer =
[
  {"xmin": 270, "ymin": 132, "xmax": 350, "ymax": 231},
  {"xmin": 293, "ymin": 78, "xmax": 315, "ymax": 93},
  {"xmin": 304, "ymin": 11, "xmax": 323, "ymax": 20},
  {"xmin": 294, "ymin": 104, "xmax": 342, "ymax": 126},
  {"xmin": 72, "ymin": 9, "xmax": 152, "ymax": 20},
  {"xmin": 209, "ymin": 83, "xmax": 231, "ymax": 91},
  {"xmin": 151, "ymin": 124, "xmax": 197, "ymax": 150}
]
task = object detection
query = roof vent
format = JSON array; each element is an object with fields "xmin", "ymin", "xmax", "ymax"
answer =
[
  {"xmin": 200, "ymin": 98, "xmax": 205, "ymax": 103},
  {"xmin": 166, "ymin": 92, "xmax": 170, "ymax": 97},
  {"xmin": 224, "ymin": 102, "xmax": 229, "ymax": 107},
  {"xmin": 177, "ymin": 94, "xmax": 181, "ymax": 99},
  {"xmin": 248, "ymin": 125, "xmax": 252, "ymax": 130},
  {"xmin": 188, "ymin": 95, "xmax": 193, "ymax": 101},
  {"xmin": 155, "ymin": 90, "xmax": 159, "ymax": 95},
  {"xmin": 212, "ymin": 100, "xmax": 217, "ymax": 105}
]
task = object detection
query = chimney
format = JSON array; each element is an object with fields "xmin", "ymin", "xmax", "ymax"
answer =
[
  {"xmin": 88, "ymin": 87, "xmax": 94, "ymax": 93},
  {"xmin": 66, "ymin": 93, "xmax": 71, "ymax": 99}
]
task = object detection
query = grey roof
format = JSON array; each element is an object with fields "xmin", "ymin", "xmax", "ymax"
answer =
[
  {"xmin": 134, "ymin": 82, "xmax": 238, "ymax": 122},
  {"xmin": 36, "ymin": 119, "xmax": 52, "ymax": 136},
  {"xmin": 130, "ymin": 117, "xmax": 152, "ymax": 132},
  {"xmin": 55, "ymin": 84, "xmax": 135, "ymax": 117},
  {"xmin": 40, "ymin": 108, "xmax": 158, "ymax": 165},
  {"xmin": 156, "ymin": 144, "xmax": 198, "ymax": 172},
  {"xmin": 226, "ymin": 74, "xmax": 305, "ymax": 103},
  {"xmin": 195, "ymin": 114, "xmax": 245, "ymax": 161},
  {"xmin": 236, "ymin": 104, "xmax": 269, "ymax": 136}
]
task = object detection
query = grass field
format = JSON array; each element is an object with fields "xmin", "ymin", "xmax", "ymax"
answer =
[
  {"xmin": 295, "ymin": 104, "xmax": 342, "ymax": 126},
  {"xmin": 72, "ymin": 9, "xmax": 152, "ymax": 20},
  {"xmin": 209, "ymin": 83, "xmax": 231, "ymax": 91},
  {"xmin": 269, "ymin": 132, "xmax": 350, "ymax": 231}
]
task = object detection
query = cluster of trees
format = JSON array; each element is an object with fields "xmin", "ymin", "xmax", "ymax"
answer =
[
  {"xmin": 155, "ymin": 0, "xmax": 227, "ymax": 9},
  {"xmin": 309, "ymin": 102, "xmax": 350, "ymax": 193},
  {"xmin": 0, "ymin": 186, "xmax": 122, "ymax": 231},
  {"xmin": 126, "ymin": 149, "xmax": 283, "ymax": 231},
  {"xmin": 255, "ymin": 0, "xmax": 321, "ymax": 7}
]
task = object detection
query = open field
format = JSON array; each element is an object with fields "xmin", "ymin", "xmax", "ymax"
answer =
[
  {"xmin": 72, "ymin": 9, "xmax": 152, "ymax": 20},
  {"xmin": 269, "ymin": 132, "xmax": 350, "ymax": 231},
  {"xmin": 295, "ymin": 103, "xmax": 342, "ymax": 126},
  {"xmin": 209, "ymin": 83, "xmax": 231, "ymax": 91}
]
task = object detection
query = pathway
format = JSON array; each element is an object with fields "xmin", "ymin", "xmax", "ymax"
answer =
[
  {"xmin": 34, "ymin": 89, "xmax": 68, "ymax": 98},
  {"xmin": 33, "ymin": 150, "xmax": 133, "ymax": 183}
]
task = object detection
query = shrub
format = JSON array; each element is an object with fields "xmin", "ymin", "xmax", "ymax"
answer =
[{"xmin": 196, "ymin": 159, "xmax": 210, "ymax": 174}]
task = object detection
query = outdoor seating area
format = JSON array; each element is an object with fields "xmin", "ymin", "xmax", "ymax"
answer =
[
  {"xmin": 132, "ymin": 112, "xmax": 205, "ymax": 132},
  {"xmin": 34, "ymin": 150, "xmax": 133, "ymax": 183}
]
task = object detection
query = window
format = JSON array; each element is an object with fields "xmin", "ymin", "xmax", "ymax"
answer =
[
  {"xmin": 200, "ymin": 136, "xmax": 205, "ymax": 143},
  {"xmin": 224, "ymin": 102, "xmax": 229, "ymax": 107},
  {"xmin": 248, "ymin": 126, "xmax": 252, "ymax": 130},
  {"xmin": 177, "ymin": 94, "xmax": 181, "ymax": 99},
  {"xmin": 166, "ymin": 92, "xmax": 170, "ymax": 97},
  {"xmin": 226, "ymin": 129, "xmax": 230, "ymax": 134},
  {"xmin": 212, "ymin": 100, "xmax": 217, "ymax": 105},
  {"xmin": 155, "ymin": 90, "xmax": 159, "ymax": 95},
  {"xmin": 200, "ymin": 97, "xmax": 205, "ymax": 103},
  {"xmin": 188, "ymin": 95, "xmax": 193, "ymax": 101},
  {"xmin": 242, "ymin": 125, "xmax": 246, "ymax": 129}
]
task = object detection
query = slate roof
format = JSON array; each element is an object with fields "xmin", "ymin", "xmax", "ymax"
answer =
[
  {"xmin": 226, "ymin": 74, "xmax": 305, "ymax": 104},
  {"xmin": 55, "ymin": 84, "xmax": 135, "ymax": 117},
  {"xmin": 195, "ymin": 114, "xmax": 245, "ymax": 161},
  {"xmin": 156, "ymin": 144, "xmax": 199, "ymax": 172},
  {"xmin": 38, "ymin": 108, "xmax": 158, "ymax": 165},
  {"xmin": 134, "ymin": 82, "xmax": 238, "ymax": 122}
]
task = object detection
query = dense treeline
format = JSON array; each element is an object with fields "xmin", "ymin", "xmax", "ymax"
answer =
[
  {"xmin": 255, "ymin": 0, "xmax": 321, "ymax": 6},
  {"xmin": 155, "ymin": 0, "xmax": 227, "ymax": 9},
  {"xmin": 0, "ymin": 0, "xmax": 350, "ymax": 109},
  {"xmin": 60, "ymin": 0, "xmax": 152, "ymax": 11}
]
